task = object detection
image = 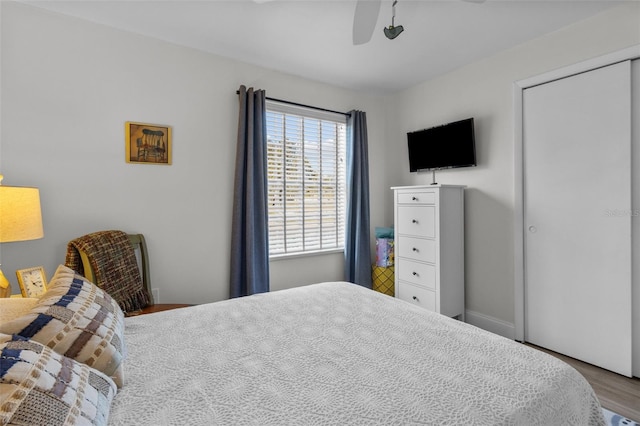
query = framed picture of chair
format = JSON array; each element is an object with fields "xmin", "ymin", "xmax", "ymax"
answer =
[{"xmin": 125, "ymin": 121, "xmax": 172, "ymax": 165}]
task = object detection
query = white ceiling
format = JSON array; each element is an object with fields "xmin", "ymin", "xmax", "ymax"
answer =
[{"xmin": 22, "ymin": 0, "xmax": 624, "ymax": 94}]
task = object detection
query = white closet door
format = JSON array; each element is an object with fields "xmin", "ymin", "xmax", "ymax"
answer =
[
  {"xmin": 524, "ymin": 61, "xmax": 632, "ymax": 376},
  {"xmin": 632, "ymin": 59, "xmax": 640, "ymax": 378}
]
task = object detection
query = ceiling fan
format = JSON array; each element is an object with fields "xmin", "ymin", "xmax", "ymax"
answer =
[
  {"xmin": 353, "ymin": 0, "xmax": 485, "ymax": 45},
  {"xmin": 352, "ymin": 0, "xmax": 383, "ymax": 45}
]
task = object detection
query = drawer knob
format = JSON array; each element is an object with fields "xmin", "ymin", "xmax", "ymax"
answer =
[
  {"xmin": 412, "ymin": 196, "xmax": 418, "ymax": 201},
  {"xmin": 412, "ymin": 272, "xmax": 418, "ymax": 276},
  {"xmin": 412, "ymin": 296, "xmax": 419, "ymax": 301},
  {"xmin": 412, "ymin": 247, "xmax": 418, "ymax": 252},
  {"xmin": 412, "ymin": 219, "xmax": 418, "ymax": 224}
]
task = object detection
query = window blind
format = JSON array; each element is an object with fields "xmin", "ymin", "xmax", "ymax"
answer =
[{"xmin": 266, "ymin": 100, "xmax": 347, "ymax": 256}]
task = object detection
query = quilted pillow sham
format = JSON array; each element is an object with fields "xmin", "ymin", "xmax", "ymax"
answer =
[
  {"xmin": 0, "ymin": 333, "xmax": 117, "ymax": 426},
  {"xmin": 0, "ymin": 265, "xmax": 127, "ymax": 388},
  {"xmin": 0, "ymin": 298, "xmax": 39, "ymax": 325}
]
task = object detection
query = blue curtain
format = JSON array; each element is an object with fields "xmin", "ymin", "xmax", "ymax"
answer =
[
  {"xmin": 230, "ymin": 85, "xmax": 270, "ymax": 298},
  {"xmin": 344, "ymin": 110, "xmax": 372, "ymax": 288}
]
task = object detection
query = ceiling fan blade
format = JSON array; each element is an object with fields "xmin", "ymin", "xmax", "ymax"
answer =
[{"xmin": 353, "ymin": 0, "xmax": 381, "ymax": 45}]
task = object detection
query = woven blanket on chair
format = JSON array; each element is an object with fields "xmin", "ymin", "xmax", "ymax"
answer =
[{"xmin": 65, "ymin": 230, "xmax": 151, "ymax": 314}]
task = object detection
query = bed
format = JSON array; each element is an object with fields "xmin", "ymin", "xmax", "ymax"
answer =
[
  {"xmin": 0, "ymin": 267, "xmax": 605, "ymax": 425},
  {"xmin": 111, "ymin": 281, "xmax": 604, "ymax": 425}
]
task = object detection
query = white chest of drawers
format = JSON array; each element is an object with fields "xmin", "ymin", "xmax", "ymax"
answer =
[{"xmin": 391, "ymin": 185, "xmax": 465, "ymax": 319}]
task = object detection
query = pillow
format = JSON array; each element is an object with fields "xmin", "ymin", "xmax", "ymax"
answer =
[
  {"xmin": 0, "ymin": 298, "xmax": 39, "ymax": 325},
  {"xmin": 0, "ymin": 333, "xmax": 117, "ymax": 426},
  {"xmin": 0, "ymin": 265, "xmax": 127, "ymax": 388}
]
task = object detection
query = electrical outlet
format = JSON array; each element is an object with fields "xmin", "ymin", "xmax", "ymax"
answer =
[{"xmin": 152, "ymin": 288, "xmax": 160, "ymax": 304}]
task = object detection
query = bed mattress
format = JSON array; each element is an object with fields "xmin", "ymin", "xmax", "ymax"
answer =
[{"xmin": 109, "ymin": 282, "xmax": 604, "ymax": 425}]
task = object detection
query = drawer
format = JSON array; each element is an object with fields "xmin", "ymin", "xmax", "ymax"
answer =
[
  {"xmin": 397, "ymin": 191, "xmax": 435, "ymax": 205},
  {"xmin": 397, "ymin": 206, "xmax": 435, "ymax": 238},
  {"xmin": 397, "ymin": 259, "xmax": 436, "ymax": 290},
  {"xmin": 397, "ymin": 281, "xmax": 436, "ymax": 312},
  {"xmin": 398, "ymin": 236, "xmax": 436, "ymax": 263}
]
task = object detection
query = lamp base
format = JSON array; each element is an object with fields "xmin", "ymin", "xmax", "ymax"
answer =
[{"xmin": 0, "ymin": 268, "xmax": 12, "ymax": 298}]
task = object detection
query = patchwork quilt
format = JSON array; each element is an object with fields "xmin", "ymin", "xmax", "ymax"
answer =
[
  {"xmin": 0, "ymin": 265, "xmax": 127, "ymax": 388},
  {"xmin": 0, "ymin": 334, "xmax": 117, "ymax": 426}
]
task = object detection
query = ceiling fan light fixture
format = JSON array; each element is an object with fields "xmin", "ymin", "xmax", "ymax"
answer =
[
  {"xmin": 384, "ymin": 25, "xmax": 404, "ymax": 40},
  {"xmin": 384, "ymin": 0, "xmax": 404, "ymax": 40}
]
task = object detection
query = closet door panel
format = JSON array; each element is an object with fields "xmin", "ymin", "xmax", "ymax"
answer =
[
  {"xmin": 524, "ymin": 61, "xmax": 632, "ymax": 376},
  {"xmin": 632, "ymin": 58, "xmax": 640, "ymax": 378}
]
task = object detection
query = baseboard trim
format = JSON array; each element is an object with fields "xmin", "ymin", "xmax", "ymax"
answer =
[{"xmin": 465, "ymin": 309, "xmax": 516, "ymax": 340}]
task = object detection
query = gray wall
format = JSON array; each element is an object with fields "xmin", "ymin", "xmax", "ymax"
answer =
[
  {"xmin": 2, "ymin": 1, "xmax": 639, "ymax": 334},
  {"xmin": 386, "ymin": 2, "xmax": 640, "ymax": 334},
  {"xmin": 0, "ymin": 2, "xmax": 387, "ymax": 304}
]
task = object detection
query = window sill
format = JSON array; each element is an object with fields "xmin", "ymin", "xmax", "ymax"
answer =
[{"xmin": 269, "ymin": 248, "xmax": 344, "ymax": 262}]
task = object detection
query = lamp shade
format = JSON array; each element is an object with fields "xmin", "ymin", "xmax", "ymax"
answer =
[{"xmin": 0, "ymin": 184, "xmax": 44, "ymax": 243}]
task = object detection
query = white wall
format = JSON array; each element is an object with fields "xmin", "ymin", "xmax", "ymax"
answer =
[
  {"xmin": 387, "ymin": 2, "xmax": 640, "ymax": 331},
  {"xmin": 0, "ymin": 2, "xmax": 386, "ymax": 303},
  {"xmin": 3, "ymin": 1, "xmax": 639, "ymax": 332}
]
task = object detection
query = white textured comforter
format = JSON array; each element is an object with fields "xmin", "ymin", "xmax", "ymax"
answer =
[{"xmin": 109, "ymin": 282, "xmax": 605, "ymax": 425}]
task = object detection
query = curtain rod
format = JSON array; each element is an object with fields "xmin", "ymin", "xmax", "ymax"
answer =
[{"xmin": 235, "ymin": 90, "xmax": 351, "ymax": 117}]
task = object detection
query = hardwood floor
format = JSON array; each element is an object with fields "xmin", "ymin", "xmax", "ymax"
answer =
[{"xmin": 526, "ymin": 344, "xmax": 640, "ymax": 422}]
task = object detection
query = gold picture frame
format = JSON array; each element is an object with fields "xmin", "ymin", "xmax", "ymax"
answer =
[
  {"xmin": 125, "ymin": 121, "xmax": 172, "ymax": 165},
  {"xmin": 16, "ymin": 266, "xmax": 47, "ymax": 298}
]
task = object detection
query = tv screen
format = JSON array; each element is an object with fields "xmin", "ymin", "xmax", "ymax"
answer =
[{"xmin": 407, "ymin": 118, "xmax": 476, "ymax": 172}]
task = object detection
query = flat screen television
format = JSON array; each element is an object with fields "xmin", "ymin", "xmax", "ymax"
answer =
[{"xmin": 407, "ymin": 118, "xmax": 476, "ymax": 172}]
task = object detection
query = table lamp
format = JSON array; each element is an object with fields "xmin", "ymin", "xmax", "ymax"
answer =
[{"xmin": 0, "ymin": 175, "xmax": 44, "ymax": 297}]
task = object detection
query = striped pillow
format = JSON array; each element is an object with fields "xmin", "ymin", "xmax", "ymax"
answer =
[
  {"xmin": 0, "ymin": 333, "xmax": 117, "ymax": 426},
  {"xmin": 0, "ymin": 265, "xmax": 126, "ymax": 388}
]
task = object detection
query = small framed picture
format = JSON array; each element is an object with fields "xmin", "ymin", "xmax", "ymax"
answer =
[
  {"xmin": 125, "ymin": 121, "xmax": 172, "ymax": 165},
  {"xmin": 16, "ymin": 266, "xmax": 47, "ymax": 298}
]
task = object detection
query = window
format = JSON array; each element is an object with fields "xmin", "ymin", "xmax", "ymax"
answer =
[{"xmin": 266, "ymin": 100, "xmax": 347, "ymax": 257}]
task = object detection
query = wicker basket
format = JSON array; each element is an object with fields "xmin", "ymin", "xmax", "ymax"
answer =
[{"xmin": 372, "ymin": 265, "xmax": 394, "ymax": 297}]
